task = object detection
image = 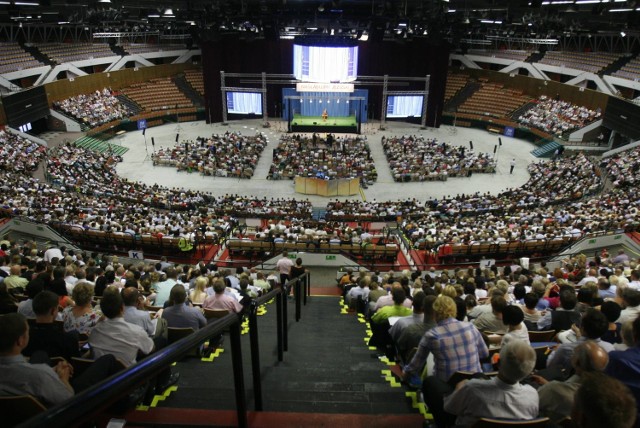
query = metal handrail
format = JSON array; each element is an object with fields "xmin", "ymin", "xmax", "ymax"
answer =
[{"xmin": 18, "ymin": 313, "xmax": 247, "ymax": 428}]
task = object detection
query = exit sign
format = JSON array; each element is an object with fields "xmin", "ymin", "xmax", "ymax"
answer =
[{"xmin": 326, "ymin": 255, "xmax": 336, "ymax": 260}]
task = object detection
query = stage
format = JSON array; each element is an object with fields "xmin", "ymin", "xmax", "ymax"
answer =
[{"xmin": 290, "ymin": 114, "xmax": 359, "ymax": 134}]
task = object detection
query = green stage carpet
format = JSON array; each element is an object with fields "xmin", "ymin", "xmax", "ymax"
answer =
[{"xmin": 292, "ymin": 114, "xmax": 357, "ymax": 127}]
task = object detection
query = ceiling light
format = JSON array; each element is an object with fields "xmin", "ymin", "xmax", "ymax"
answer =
[
  {"xmin": 98, "ymin": 0, "xmax": 112, "ymax": 3},
  {"xmin": 609, "ymin": 8, "xmax": 633, "ymax": 11},
  {"xmin": 163, "ymin": 8, "xmax": 175, "ymax": 17}
]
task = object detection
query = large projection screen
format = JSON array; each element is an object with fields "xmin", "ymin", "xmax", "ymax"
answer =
[{"xmin": 293, "ymin": 44, "xmax": 358, "ymax": 83}]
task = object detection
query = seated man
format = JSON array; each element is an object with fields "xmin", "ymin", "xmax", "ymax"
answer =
[
  {"xmin": 162, "ymin": 285, "xmax": 206, "ymax": 331},
  {"xmin": 389, "ymin": 291, "xmax": 427, "ymax": 343},
  {"xmin": 605, "ymin": 316, "xmax": 640, "ymax": 420},
  {"xmin": 547, "ymin": 308, "xmax": 614, "ymax": 372},
  {"xmin": 403, "ymin": 295, "xmax": 488, "ymax": 427},
  {"xmin": 395, "ymin": 294, "xmax": 437, "ymax": 364},
  {"xmin": 122, "ymin": 287, "xmax": 159, "ymax": 337},
  {"xmin": 572, "ymin": 372, "xmax": 637, "ymax": 428},
  {"xmin": 0, "ymin": 313, "xmax": 119, "ymax": 407},
  {"xmin": 202, "ymin": 279, "xmax": 243, "ymax": 314},
  {"xmin": 22, "ymin": 290, "xmax": 80, "ymax": 362},
  {"xmin": 535, "ymin": 341, "xmax": 609, "ymax": 423},
  {"xmin": 537, "ymin": 288, "xmax": 580, "ymax": 332},
  {"xmin": 472, "ymin": 295, "xmax": 508, "ymax": 334},
  {"xmin": 443, "ymin": 340, "xmax": 538, "ymax": 426},
  {"xmin": 371, "ymin": 287, "xmax": 412, "ymax": 324},
  {"xmin": 90, "ymin": 286, "xmax": 178, "ymax": 395}
]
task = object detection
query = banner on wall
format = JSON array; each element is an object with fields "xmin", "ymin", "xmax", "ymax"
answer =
[
  {"xmin": 504, "ymin": 126, "xmax": 515, "ymax": 137},
  {"xmin": 296, "ymin": 83, "xmax": 354, "ymax": 93}
]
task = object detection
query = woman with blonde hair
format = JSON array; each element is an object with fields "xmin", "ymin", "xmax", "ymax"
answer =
[
  {"xmin": 190, "ymin": 276, "xmax": 209, "ymax": 305},
  {"xmin": 62, "ymin": 281, "xmax": 100, "ymax": 335}
]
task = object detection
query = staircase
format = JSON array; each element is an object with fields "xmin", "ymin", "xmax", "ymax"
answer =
[
  {"xmin": 510, "ymin": 101, "xmax": 537, "ymax": 121},
  {"xmin": 110, "ymin": 43, "xmax": 128, "ymax": 57},
  {"xmin": 21, "ymin": 43, "xmax": 54, "ymax": 66},
  {"xmin": 531, "ymin": 140, "xmax": 562, "ymax": 158},
  {"xmin": 173, "ymin": 74, "xmax": 204, "ymax": 108},
  {"xmin": 445, "ymin": 81, "xmax": 480, "ymax": 112},
  {"xmin": 602, "ymin": 53, "xmax": 637, "ymax": 76},
  {"xmin": 74, "ymin": 135, "xmax": 129, "ymax": 156},
  {"xmin": 526, "ymin": 51, "xmax": 545, "ymax": 63},
  {"xmin": 116, "ymin": 94, "xmax": 143, "ymax": 116},
  {"xmin": 123, "ymin": 297, "xmax": 423, "ymax": 426}
]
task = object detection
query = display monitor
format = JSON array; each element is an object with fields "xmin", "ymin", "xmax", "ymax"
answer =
[
  {"xmin": 293, "ymin": 44, "xmax": 358, "ymax": 83},
  {"xmin": 226, "ymin": 92, "xmax": 262, "ymax": 115},
  {"xmin": 386, "ymin": 95, "xmax": 423, "ymax": 118}
]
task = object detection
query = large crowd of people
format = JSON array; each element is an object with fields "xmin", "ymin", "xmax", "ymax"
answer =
[
  {"xmin": 325, "ymin": 152, "xmax": 628, "ymax": 251},
  {"xmin": 52, "ymin": 88, "xmax": 132, "ymax": 128},
  {"xmin": 517, "ymin": 95, "xmax": 602, "ymax": 137},
  {"xmin": 340, "ymin": 251, "xmax": 640, "ymax": 427},
  {"xmin": 268, "ymin": 134, "xmax": 377, "ymax": 182},
  {"xmin": 602, "ymin": 146, "xmax": 640, "ymax": 189},
  {"xmin": 0, "ymin": 135, "xmax": 312, "ymax": 244},
  {"xmin": 382, "ymin": 135, "xmax": 496, "ymax": 182},
  {"xmin": 2, "ymin": 124, "xmax": 640, "ymax": 426},
  {"xmin": 151, "ymin": 131, "xmax": 267, "ymax": 179}
]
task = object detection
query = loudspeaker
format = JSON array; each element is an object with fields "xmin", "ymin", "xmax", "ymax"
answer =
[
  {"xmin": 175, "ymin": 134, "xmax": 179, "ymax": 143},
  {"xmin": 469, "ymin": 140, "xmax": 473, "ymax": 149},
  {"xmin": 142, "ymin": 128, "xmax": 146, "ymax": 136},
  {"xmin": 499, "ymin": 137, "xmax": 502, "ymax": 146},
  {"xmin": 494, "ymin": 145, "xmax": 497, "ymax": 154},
  {"xmin": 313, "ymin": 121, "xmax": 317, "ymax": 125},
  {"xmin": 151, "ymin": 137, "xmax": 155, "ymax": 147}
]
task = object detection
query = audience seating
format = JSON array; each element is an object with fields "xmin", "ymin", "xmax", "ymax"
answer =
[
  {"xmin": 122, "ymin": 78, "xmax": 193, "ymax": 111},
  {"xmin": 613, "ymin": 55, "xmax": 640, "ymax": 81},
  {"xmin": 472, "ymin": 417, "xmax": 550, "ymax": 428},
  {"xmin": 539, "ymin": 51, "xmax": 619, "ymax": 74},
  {"xmin": 458, "ymin": 83, "xmax": 531, "ymax": 118},
  {"xmin": 37, "ymin": 43, "xmax": 116, "ymax": 64},
  {"xmin": 0, "ymin": 43, "xmax": 43, "ymax": 73},
  {"xmin": 468, "ymin": 49, "xmax": 531, "ymax": 62},
  {"xmin": 184, "ymin": 69, "xmax": 205, "ymax": 96},
  {"xmin": 0, "ymin": 395, "xmax": 46, "ymax": 426},
  {"xmin": 445, "ymin": 73, "xmax": 469, "ymax": 102}
]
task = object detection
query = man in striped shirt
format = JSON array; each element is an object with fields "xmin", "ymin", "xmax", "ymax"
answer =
[{"xmin": 403, "ymin": 295, "xmax": 488, "ymax": 427}]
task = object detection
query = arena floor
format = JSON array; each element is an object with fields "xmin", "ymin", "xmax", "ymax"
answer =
[{"xmin": 113, "ymin": 119, "xmax": 539, "ymax": 207}]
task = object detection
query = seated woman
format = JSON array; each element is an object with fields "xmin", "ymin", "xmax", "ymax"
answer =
[{"xmin": 62, "ymin": 282, "xmax": 101, "ymax": 335}]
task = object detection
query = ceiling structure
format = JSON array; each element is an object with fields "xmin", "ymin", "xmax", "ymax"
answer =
[{"xmin": 0, "ymin": 1, "xmax": 637, "ymax": 48}]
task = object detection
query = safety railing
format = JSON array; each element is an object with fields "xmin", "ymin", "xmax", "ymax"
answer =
[{"xmin": 18, "ymin": 274, "xmax": 310, "ymax": 428}]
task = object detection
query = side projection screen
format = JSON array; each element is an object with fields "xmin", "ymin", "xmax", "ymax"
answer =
[
  {"xmin": 386, "ymin": 95, "xmax": 423, "ymax": 118},
  {"xmin": 226, "ymin": 92, "xmax": 263, "ymax": 115}
]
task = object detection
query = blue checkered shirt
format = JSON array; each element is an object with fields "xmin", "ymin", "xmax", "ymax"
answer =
[{"xmin": 405, "ymin": 317, "xmax": 489, "ymax": 382}]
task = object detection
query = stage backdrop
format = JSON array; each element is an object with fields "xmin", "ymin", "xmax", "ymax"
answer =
[
  {"xmin": 281, "ymin": 88, "xmax": 368, "ymax": 123},
  {"xmin": 201, "ymin": 35, "xmax": 449, "ymax": 127}
]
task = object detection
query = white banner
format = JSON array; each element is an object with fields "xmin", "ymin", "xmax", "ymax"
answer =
[{"xmin": 296, "ymin": 82, "xmax": 355, "ymax": 93}]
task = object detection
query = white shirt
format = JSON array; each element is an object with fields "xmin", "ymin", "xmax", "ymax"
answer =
[
  {"xmin": 89, "ymin": 317, "xmax": 154, "ymax": 367},
  {"xmin": 618, "ymin": 305, "xmax": 640, "ymax": 324},
  {"xmin": 444, "ymin": 377, "xmax": 539, "ymax": 427},
  {"xmin": 43, "ymin": 247, "xmax": 64, "ymax": 263}
]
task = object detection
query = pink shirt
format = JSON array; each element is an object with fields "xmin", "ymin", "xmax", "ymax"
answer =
[{"xmin": 203, "ymin": 293, "xmax": 243, "ymax": 313}]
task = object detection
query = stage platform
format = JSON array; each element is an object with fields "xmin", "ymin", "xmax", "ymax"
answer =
[{"xmin": 290, "ymin": 114, "xmax": 358, "ymax": 134}]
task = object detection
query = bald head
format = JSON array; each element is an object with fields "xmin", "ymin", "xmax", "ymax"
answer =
[
  {"xmin": 10, "ymin": 265, "xmax": 21, "ymax": 276},
  {"xmin": 572, "ymin": 341, "xmax": 609, "ymax": 375}
]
